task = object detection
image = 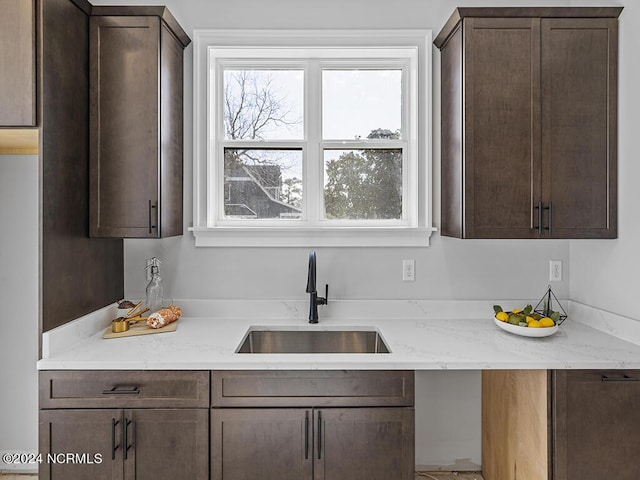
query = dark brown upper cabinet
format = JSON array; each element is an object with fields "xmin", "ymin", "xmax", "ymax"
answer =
[
  {"xmin": 89, "ymin": 7, "xmax": 191, "ymax": 238},
  {"xmin": 0, "ymin": 0, "xmax": 36, "ymax": 127},
  {"xmin": 435, "ymin": 8, "xmax": 621, "ymax": 239}
]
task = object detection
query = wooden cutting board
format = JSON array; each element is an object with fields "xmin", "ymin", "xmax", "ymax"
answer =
[{"xmin": 103, "ymin": 320, "xmax": 179, "ymax": 339}]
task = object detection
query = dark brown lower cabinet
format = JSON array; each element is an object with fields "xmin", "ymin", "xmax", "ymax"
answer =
[
  {"xmin": 552, "ymin": 370, "xmax": 640, "ymax": 480},
  {"xmin": 38, "ymin": 370, "xmax": 412, "ymax": 479},
  {"xmin": 211, "ymin": 407, "xmax": 414, "ymax": 480},
  {"xmin": 38, "ymin": 370, "xmax": 210, "ymax": 480},
  {"xmin": 40, "ymin": 408, "xmax": 209, "ymax": 480},
  {"xmin": 211, "ymin": 370, "xmax": 415, "ymax": 480}
]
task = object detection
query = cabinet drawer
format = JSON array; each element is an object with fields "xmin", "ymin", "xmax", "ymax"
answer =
[
  {"xmin": 40, "ymin": 370, "xmax": 209, "ymax": 408},
  {"xmin": 212, "ymin": 370, "xmax": 414, "ymax": 407},
  {"xmin": 556, "ymin": 369, "xmax": 640, "ymax": 384}
]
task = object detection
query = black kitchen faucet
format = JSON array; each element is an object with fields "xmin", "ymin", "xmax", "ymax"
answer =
[{"xmin": 306, "ymin": 251, "xmax": 328, "ymax": 323}]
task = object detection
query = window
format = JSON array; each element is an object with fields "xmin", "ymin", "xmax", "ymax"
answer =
[{"xmin": 192, "ymin": 30, "xmax": 433, "ymax": 246}]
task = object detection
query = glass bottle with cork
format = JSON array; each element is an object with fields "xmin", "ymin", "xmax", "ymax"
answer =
[{"xmin": 145, "ymin": 257, "xmax": 164, "ymax": 313}]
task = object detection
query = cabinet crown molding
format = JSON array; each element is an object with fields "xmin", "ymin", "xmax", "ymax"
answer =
[
  {"xmin": 434, "ymin": 6, "xmax": 623, "ymax": 48},
  {"xmin": 90, "ymin": 5, "xmax": 191, "ymax": 47}
]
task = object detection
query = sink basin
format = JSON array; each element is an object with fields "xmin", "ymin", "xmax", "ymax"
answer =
[{"xmin": 236, "ymin": 328, "xmax": 390, "ymax": 354}]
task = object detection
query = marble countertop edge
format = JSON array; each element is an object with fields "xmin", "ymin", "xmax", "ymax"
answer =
[{"xmin": 38, "ymin": 301, "xmax": 640, "ymax": 371}]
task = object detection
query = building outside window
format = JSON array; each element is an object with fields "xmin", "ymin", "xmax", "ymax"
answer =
[{"xmin": 192, "ymin": 30, "xmax": 433, "ymax": 246}]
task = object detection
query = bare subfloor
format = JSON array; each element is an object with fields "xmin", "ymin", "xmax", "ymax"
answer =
[
  {"xmin": 1, "ymin": 473, "xmax": 486, "ymax": 480},
  {"xmin": 416, "ymin": 472, "xmax": 486, "ymax": 480}
]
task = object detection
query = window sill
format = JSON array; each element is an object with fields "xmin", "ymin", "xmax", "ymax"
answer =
[{"xmin": 189, "ymin": 226, "xmax": 436, "ymax": 247}]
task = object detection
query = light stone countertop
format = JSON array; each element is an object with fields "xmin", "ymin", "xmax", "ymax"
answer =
[{"xmin": 37, "ymin": 300, "xmax": 640, "ymax": 370}]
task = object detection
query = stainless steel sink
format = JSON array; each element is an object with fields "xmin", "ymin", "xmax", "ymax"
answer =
[{"xmin": 236, "ymin": 329, "xmax": 390, "ymax": 354}]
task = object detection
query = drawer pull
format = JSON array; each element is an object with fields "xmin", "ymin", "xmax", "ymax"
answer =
[
  {"xmin": 103, "ymin": 386, "xmax": 140, "ymax": 395},
  {"xmin": 601, "ymin": 374, "xmax": 639, "ymax": 382},
  {"xmin": 111, "ymin": 418, "xmax": 119, "ymax": 460}
]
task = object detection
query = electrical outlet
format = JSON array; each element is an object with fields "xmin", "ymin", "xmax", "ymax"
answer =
[
  {"xmin": 403, "ymin": 259, "xmax": 415, "ymax": 282},
  {"xmin": 549, "ymin": 260, "xmax": 562, "ymax": 282}
]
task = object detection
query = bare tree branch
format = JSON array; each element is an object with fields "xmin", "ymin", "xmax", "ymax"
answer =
[{"xmin": 224, "ymin": 70, "xmax": 301, "ymax": 141}]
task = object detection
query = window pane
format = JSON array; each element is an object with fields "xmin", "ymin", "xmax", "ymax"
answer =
[
  {"xmin": 322, "ymin": 69, "xmax": 402, "ymax": 140},
  {"xmin": 223, "ymin": 69, "xmax": 304, "ymax": 140},
  {"xmin": 323, "ymin": 149, "xmax": 402, "ymax": 220},
  {"xmin": 224, "ymin": 149, "xmax": 303, "ymax": 219}
]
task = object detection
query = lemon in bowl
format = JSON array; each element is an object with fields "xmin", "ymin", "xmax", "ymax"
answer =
[{"xmin": 493, "ymin": 304, "xmax": 558, "ymax": 337}]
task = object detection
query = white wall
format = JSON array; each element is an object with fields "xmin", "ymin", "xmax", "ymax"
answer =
[
  {"xmin": 92, "ymin": 0, "xmax": 632, "ymax": 470},
  {"xmin": 0, "ymin": 155, "xmax": 39, "ymax": 464},
  {"xmin": 109, "ymin": 0, "xmax": 576, "ymax": 305},
  {"xmin": 570, "ymin": 1, "xmax": 640, "ymax": 322}
]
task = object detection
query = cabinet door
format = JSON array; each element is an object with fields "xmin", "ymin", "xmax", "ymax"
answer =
[
  {"xmin": 314, "ymin": 408, "xmax": 414, "ymax": 480},
  {"xmin": 0, "ymin": 0, "xmax": 35, "ymax": 126},
  {"xmin": 123, "ymin": 409, "xmax": 208, "ymax": 480},
  {"xmin": 211, "ymin": 408, "xmax": 312, "ymax": 480},
  {"xmin": 463, "ymin": 18, "xmax": 541, "ymax": 238},
  {"xmin": 89, "ymin": 16, "xmax": 160, "ymax": 238},
  {"xmin": 553, "ymin": 370, "xmax": 640, "ymax": 480},
  {"xmin": 39, "ymin": 409, "xmax": 122, "ymax": 480},
  {"xmin": 541, "ymin": 18, "xmax": 617, "ymax": 238}
]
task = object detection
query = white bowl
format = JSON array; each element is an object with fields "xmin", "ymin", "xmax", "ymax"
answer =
[{"xmin": 493, "ymin": 317, "xmax": 558, "ymax": 337}]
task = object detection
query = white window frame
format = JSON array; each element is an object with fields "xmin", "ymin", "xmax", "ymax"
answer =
[{"xmin": 191, "ymin": 29, "xmax": 434, "ymax": 247}]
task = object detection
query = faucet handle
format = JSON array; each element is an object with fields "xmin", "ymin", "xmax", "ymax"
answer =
[{"xmin": 317, "ymin": 284, "xmax": 329, "ymax": 305}]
